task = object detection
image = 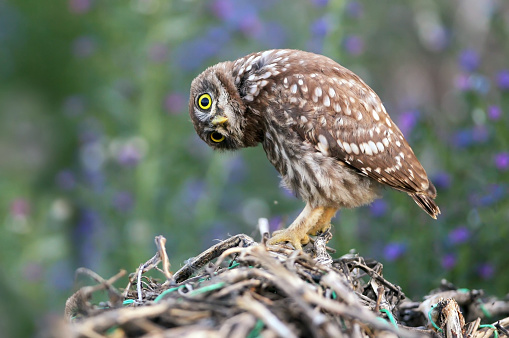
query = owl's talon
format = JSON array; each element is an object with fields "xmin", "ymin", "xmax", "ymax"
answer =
[
  {"xmin": 308, "ymin": 223, "xmax": 332, "ymax": 236},
  {"xmin": 267, "ymin": 229, "xmax": 310, "ymax": 250}
]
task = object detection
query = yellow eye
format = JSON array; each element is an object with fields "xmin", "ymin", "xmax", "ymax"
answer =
[
  {"xmin": 210, "ymin": 131, "xmax": 225, "ymax": 143},
  {"xmin": 197, "ymin": 93, "xmax": 212, "ymax": 110}
]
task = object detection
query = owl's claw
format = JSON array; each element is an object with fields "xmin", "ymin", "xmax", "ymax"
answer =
[
  {"xmin": 267, "ymin": 205, "xmax": 337, "ymax": 250},
  {"xmin": 267, "ymin": 228, "xmax": 310, "ymax": 250},
  {"xmin": 308, "ymin": 223, "xmax": 332, "ymax": 237}
]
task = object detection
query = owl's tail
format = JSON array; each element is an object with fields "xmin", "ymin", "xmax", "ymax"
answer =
[{"xmin": 409, "ymin": 182, "xmax": 440, "ymax": 219}]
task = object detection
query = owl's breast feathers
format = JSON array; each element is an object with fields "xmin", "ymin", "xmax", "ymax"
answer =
[{"xmin": 230, "ymin": 49, "xmax": 438, "ymax": 217}]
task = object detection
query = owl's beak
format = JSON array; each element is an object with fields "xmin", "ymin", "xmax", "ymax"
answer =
[{"xmin": 211, "ymin": 116, "xmax": 228, "ymax": 126}]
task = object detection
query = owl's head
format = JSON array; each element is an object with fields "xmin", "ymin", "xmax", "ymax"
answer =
[{"xmin": 189, "ymin": 62, "xmax": 263, "ymax": 151}]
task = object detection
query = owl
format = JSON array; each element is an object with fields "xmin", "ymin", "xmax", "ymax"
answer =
[{"xmin": 189, "ymin": 49, "xmax": 440, "ymax": 249}]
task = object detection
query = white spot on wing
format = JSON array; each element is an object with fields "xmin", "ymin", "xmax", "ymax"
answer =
[
  {"xmin": 386, "ymin": 117, "xmax": 392, "ymax": 127},
  {"xmin": 343, "ymin": 142, "xmax": 352, "ymax": 154},
  {"xmin": 363, "ymin": 142, "xmax": 372, "ymax": 155},
  {"xmin": 317, "ymin": 135, "xmax": 330, "ymax": 156},
  {"xmin": 368, "ymin": 141, "xmax": 378, "ymax": 154},
  {"xmin": 372, "ymin": 110, "xmax": 380, "ymax": 121},
  {"xmin": 350, "ymin": 143, "xmax": 359, "ymax": 154},
  {"xmin": 323, "ymin": 95, "xmax": 330, "ymax": 107},
  {"xmin": 260, "ymin": 72, "xmax": 272, "ymax": 79}
]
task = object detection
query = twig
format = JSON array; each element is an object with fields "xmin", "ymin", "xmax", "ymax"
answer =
[
  {"xmin": 155, "ymin": 235, "xmax": 172, "ymax": 281},
  {"xmin": 237, "ymin": 293, "xmax": 297, "ymax": 338},
  {"xmin": 65, "ymin": 234, "xmax": 509, "ymax": 338},
  {"xmin": 172, "ymin": 234, "xmax": 256, "ymax": 283}
]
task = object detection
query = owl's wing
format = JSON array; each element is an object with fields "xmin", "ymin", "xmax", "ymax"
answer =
[{"xmin": 287, "ymin": 71, "xmax": 433, "ymax": 196}]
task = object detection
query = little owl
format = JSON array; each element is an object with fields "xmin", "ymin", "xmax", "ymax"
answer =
[{"xmin": 189, "ymin": 49, "xmax": 440, "ymax": 249}]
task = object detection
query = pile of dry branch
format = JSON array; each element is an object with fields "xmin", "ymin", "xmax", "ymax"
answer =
[{"xmin": 60, "ymin": 231, "xmax": 509, "ymax": 338}]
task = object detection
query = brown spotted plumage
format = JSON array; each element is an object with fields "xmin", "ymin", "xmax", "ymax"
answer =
[{"xmin": 189, "ymin": 49, "xmax": 440, "ymax": 249}]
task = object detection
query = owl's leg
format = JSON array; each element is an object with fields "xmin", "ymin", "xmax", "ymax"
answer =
[
  {"xmin": 267, "ymin": 204, "xmax": 338, "ymax": 250},
  {"xmin": 308, "ymin": 207, "xmax": 337, "ymax": 236}
]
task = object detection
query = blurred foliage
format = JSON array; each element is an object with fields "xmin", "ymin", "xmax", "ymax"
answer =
[{"xmin": 1, "ymin": 0, "xmax": 508, "ymax": 336}]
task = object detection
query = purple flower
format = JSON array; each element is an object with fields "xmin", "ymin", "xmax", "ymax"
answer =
[
  {"xmin": 496, "ymin": 70, "xmax": 509, "ymax": 90},
  {"xmin": 83, "ymin": 169, "xmax": 105, "ymax": 191},
  {"xmin": 69, "ymin": 0, "xmax": 92, "ymax": 14},
  {"xmin": 307, "ymin": 37, "xmax": 325, "ymax": 54},
  {"xmin": 311, "ymin": 17, "xmax": 329, "ymax": 37},
  {"xmin": 398, "ymin": 111, "xmax": 419, "ymax": 136},
  {"xmin": 458, "ymin": 49, "xmax": 479, "ymax": 72},
  {"xmin": 451, "ymin": 127, "xmax": 488, "ymax": 148},
  {"xmin": 494, "ymin": 152, "xmax": 509, "ymax": 170},
  {"xmin": 383, "ymin": 242, "xmax": 407, "ymax": 261},
  {"xmin": 487, "ymin": 105, "xmax": 502, "ymax": 120},
  {"xmin": 451, "ymin": 129, "xmax": 473, "ymax": 148},
  {"xmin": 256, "ymin": 22, "xmax": 287, "ymax": 49},
  {"xmin": 455, "ymin": 73, "xmax": 471, "ymax": 91},
  {"xmin": 56, "ymin": 170, "xmax": 77, "ymax": 190},
  {"xmin": 345, "ymin": 1, "xmax": 363, "ymax": 18},
  {"xmin": 23, "ymin": 262, "xmax": 43, "ymax": 282},
  {"xmin": 448, "ymin": 226, "xmax": 470, "ymax": 244},
  {"xmin": 423, "ymin": 24, "xmax": 449, "ymax": 51},
  {"xmin": 116, "ymin": 143, "xmax": 143, "ymax": 167},
  {"xmin": 478, "ymin": 184, "xmax": 506, "ymax": 206},
  {"xmin": 80, "ymin": 141, "xmax": 105, "ymax": 171},
  {"xmin": 72, "ymin": 36, "xmax": 97, "ymax": 58},
  {"xmin": 370, "ymin": 200, "xmax": 387, "ymax": 217},
  {"xmin": 164, "ymin": 92, "xmax": 186, "ymax": 114},
  {"xmin": 343, "ymin": 35, "xmax": 364, "ymax": 55},
  {"xmin": 310, "ymin": 0, "xmax": 329, "ymax": 7},
  {"xmin": 211, "ymin": 0, "xmax": 234, "ymax": 21},
  {"xmin": 269, "ymin": 216, "xmax": 284, "ymax": 232},
  {"xmin": 149, "ymin": 43, "xmax": 168, "ymax": 63},
  {"xmin": 62, "ymin": 95, "xmax": 86, "ymax": 116},
  {"xmin": 10, "ymin": 198, "xmax": 30, "ymax": 218},
  {"xmin": 432, "ymin": 171, "xmax": 451, "ymax": 190},
  {"xmin": 210, "ymin": 0, "xmax": 260, "ymax": 37},
  {"xmin": 238, "ymin": 13, "xmax": 262, "ymax": 37},
  {"xmin": 174, "ymin": 27, "xmax": 230, "ymax": 71},
  {"xmin": 470, "ymin": 74, "xmax": 490, "ymax": 94},
  {"xmin": 455, "ymin": 74, "xmax": 490, "ymax": 94},
  {"xmin": 472, "ymin": 125, "xmax": 489, "ymax": 143},
  {"xmin": 74, "ymin": 209, "xmax": 104, "ymax": 268},
  {"xmin": 182, "ymin": 179, "xmax": 206, "ymax": 205},
  {"xmin": 441, "ymin": 254, "xmax": 457, "ymax": 270},
  {"xmin": 49, "ymin": 261, "xmax": 73, "ymax": 290},
  {"xmin": 478, "ymin": 263, "xmax": 495, "ymax": 280},
  {"xmin": 113, "ymin": 191, "xmax": 134, "ymax": 212},
  {"xmin": 228, "ymin": 155, "xmax": 247, "ymax": 183}
]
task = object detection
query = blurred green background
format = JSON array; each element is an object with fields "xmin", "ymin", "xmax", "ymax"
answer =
[{"xmin": 1, "ymin": 0, "xmax": 508, "ymax": 336}]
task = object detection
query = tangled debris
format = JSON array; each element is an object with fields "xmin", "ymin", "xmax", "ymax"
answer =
[{"xmin": 61, "ymin": 231, "xmax": 509, "ymax": 338}]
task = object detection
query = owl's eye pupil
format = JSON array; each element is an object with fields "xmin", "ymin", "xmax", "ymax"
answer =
[
  {"xmin": 197, "ymin": 93, "xmax": 212, "ymax": 110},
  {"xmin": 210, "ymin": 132, "xmax": 225, "ymax": 143}
]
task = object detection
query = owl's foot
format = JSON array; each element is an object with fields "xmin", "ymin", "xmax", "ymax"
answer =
[
  {"xmin": 267, "ymin": 228, "xmax": 310, "ymax": 250},
  {"xmin": 267, "ymin": 204, "xmax": 337, "ymax": 250}
]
